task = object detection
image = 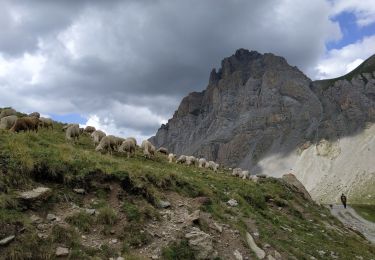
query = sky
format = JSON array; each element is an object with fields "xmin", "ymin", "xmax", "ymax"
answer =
[{"xmin": 0, "ymin": 0, "xmax": 375, "ymax": 142}]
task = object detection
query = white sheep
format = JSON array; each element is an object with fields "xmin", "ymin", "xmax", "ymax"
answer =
[
  {"xmin": 240, "ymin": 170, "xmax": 250, "ymax": 180},
  {"xmin": 208, "ymin": 161, "xmax": 219, "ymax": 172},
  {"xmin": 65, "ymin": 124, "xmax": 80, "ymax": 143},
  {"xmin": 157, "ymin": 147, "xmax": 169, "ymax": 155},
  {"xmin": 186, "ymin": 156, "xmax": 197, "ymax": 166},
  {"xmin": 141, "ymin": 140, "xmax": 156, "ymax": 158},
  {"xmin": 95, "ymin": 135, "xmax": 118, "ymax": 154},
  {"xmin": 168, "ymin": 153, "xmax": 176, "ymax": 163},
  {"xmin": 176, "ymin": 155, "xmax": 187, "ymax": 164},
  {"xmin": 0, "ymin": 108, "xmax": 16, "ymax": 120},
  {"xmin": 232, "ymin": 168, "xmax": 242, "ymax": 177},
  {"xmin": 91, "ymin": 130, "xmax": 106, "ymax": 147},
  {"xmin": 119, "ymin": 138, "xmax": 136, "ymax": 158},
  {"xmin": 198, "ymin": 158, "xmax": 207, "ymax": 168},
  {"xmin": 127, "ymin": 137, "xmax": 137, "ymax": 147},
  {"xmin": 0, "ymin": 115, "xmax": 17, "ymax": 130}
]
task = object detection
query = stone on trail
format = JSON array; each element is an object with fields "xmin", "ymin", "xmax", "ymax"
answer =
[
  {"xmin": 246, "ymin": 232, "xmax": 266, "ymax": 259},
  {"xmin": 73, "ymin": 188, "xmax": 86, "ymax": 194},
  {"xmin": 56, "ymin": 246, "xmax": 69, "ymax": 257},
  {"xmin": 18, "ymin": 187, "xmax": 52, "ymax": 206},
  {"xmin": 227, "ymin": 199, "xmax": 238, "ymax": 207},
  {"xmin": 233, "ymin": 249, "xmax": 243, "ymax": 260},
  {"xmin": 0, "ymin": 235, "xmax": 15, "ymax": 246},
  {"xmin": 158, "ymin": 200, "xmax": 171, "ymax": 208},
  {"xmin": 185, "ymin": 227, "xmax": 217, "ymax": 259}
]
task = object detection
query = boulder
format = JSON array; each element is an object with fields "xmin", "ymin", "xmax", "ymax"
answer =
[
  {"xmin": 185, "ymin": 227, "xmax": 217, "ymax": 259},
  {"xmin": 18, "ymin": 187, "xmax": 52, "ymax": 208},
  {"xmin": 282, "ymin": 174, "xmax": 312, "ymax": 201}
]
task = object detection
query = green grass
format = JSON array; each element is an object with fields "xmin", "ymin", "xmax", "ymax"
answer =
[
  {"xmin": 161, "ymin": 240, "xmax": 196, "ymax": 260},
  {"xmin": 352, "ymin": 204, "xmax": 375, "ymax": 223},
  {"xmin": 0, "ymin": 121, "xmax": 374, "ymax": 259}
]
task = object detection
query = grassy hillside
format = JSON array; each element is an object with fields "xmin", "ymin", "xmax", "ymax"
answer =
[{"xmin": 0, "ymin": 124, "xmax": 374, "ymax": 259}]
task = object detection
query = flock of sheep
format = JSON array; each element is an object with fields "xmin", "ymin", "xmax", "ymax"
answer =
[
  {"xmin": 0, "ymin": 108, "xmax": 53, "ymax": 131},
  {"xmin": 1, "ymin": 108, "xmax": 263, "ymax": 180}
]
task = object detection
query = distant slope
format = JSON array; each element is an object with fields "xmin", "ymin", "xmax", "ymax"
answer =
[{"xmin": 150, "ymin": 49, "xmax": 375, "ymax": 204}]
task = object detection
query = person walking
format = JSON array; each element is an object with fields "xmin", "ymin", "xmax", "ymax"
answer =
[{"xmin": 340, "ymin": 193, "xmax": 347, "ymax": 209}]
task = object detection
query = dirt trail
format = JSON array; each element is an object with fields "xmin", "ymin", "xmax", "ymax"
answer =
[{"xmin": 330, "ymin": 205, "xmax": 375, "ymax": 243}]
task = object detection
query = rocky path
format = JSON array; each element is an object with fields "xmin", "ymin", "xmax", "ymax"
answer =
[{"xmin": 330, "ymin": 205, "xmax": 375, "ymax": 244}]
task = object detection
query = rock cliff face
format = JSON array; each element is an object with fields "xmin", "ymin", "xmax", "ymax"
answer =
[{"xmin": 150, "ymin": 49, "xmax": 375, "ymax": 202}]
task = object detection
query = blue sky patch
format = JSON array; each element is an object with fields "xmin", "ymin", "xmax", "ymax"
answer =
[
  {"xmin": 327, "ymin": 11, "xmax": 375, "ymax": 50},
  {"xmin": 50, "ymin": 113, "xmax": 87, "ymax": 125}
]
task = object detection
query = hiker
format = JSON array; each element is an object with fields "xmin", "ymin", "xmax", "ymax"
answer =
[{"xmin": 340, "ymin": 193, "xmax": 347, "ymax": 209}]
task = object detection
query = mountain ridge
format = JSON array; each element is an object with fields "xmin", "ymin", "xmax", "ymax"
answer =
[{"xmin": 150, "ymin": 49, "xmax": 375, "ymax": 203}]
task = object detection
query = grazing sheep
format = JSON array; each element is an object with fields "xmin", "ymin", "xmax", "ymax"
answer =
[
  {"xmin": 198, "ymin": 158, "xmax": 207, "ymax": 168},
  {"xmin": 10, "ymin": 117, "xmax": 39, "ymax": 132},
  {"xmin": 91, "ymin": 130, "xmax": 106, "ymax": 147},
  {"xmin": 141, "ymin": 140, "xmax": 156, "ymax": 158},
  {"xmin": 0, "ymin": 115, "xmax": 17, "ymax": 130},
  {"xmin": 186, "ymin": 156, "xmax": 197, "ymax": 166},
  {"xmin": 239, "ymin": 170, "xmax": 250, "ymax": 180},
  {"xmin": 208, "ymin": 161, "xmax": 219, "ymax": 172},
  {"xmin": 119, "ymin": 138, "xmax": 136, "ymax": 158},
  {"xmin": 39, "ymin": 117, "xmax": 53, "ymax": 129},
  {"xmin": 127, "ymin": 137, "xmax": 137, "ymax": 147},
  {"xmin": 113, "ymin": 137, "xmax": 125, "ymax": 151},
  {"xmin": 0, "ymin": 108, "xmax": 17, "ymax": 119},
  {"xmin": 249, "ymin": 175, "xmax": 259, "ymax": 183},
  {"xmin": 157, "ymin": 147, "xmax": 169, "ymax": 155},
  {"xmin": 95, "ymin": 135, "xmax": 118, "ymax": 154},
  {"xmin": 176, "ymin": 155, "xmax": 187, "ymax": 164},
  {"xmin": 29, "ymin": 112, "xmax": 40, "ymax": 118},
  {"xmin": 84, "ymin": 126, "xmax": 96, "ymax": 133},
  {"xmin": 232, "ymin": 168, "xmax": 242, "ymax": 177},
  {"xmin": 168, "ymin": 153, "xmax": 176, "ymax": 163},
  {"xmin": 62, "ymin": 124, "xmax": 74, "ymax": 132},
  {"xmin": 65, "ymin": 124, "xmax": 80, "ymax": 142}
]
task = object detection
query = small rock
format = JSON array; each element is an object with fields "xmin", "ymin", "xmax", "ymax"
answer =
[
  {"xmin": 267, "ymin": 255, "xmax": 276, "ymax": 260},
  {"xmin": 317, "ymin": 250, "xmax": 325, "ymax": 256},
  {"xmin": 246, "ymin": 232, "xmax": 266, "ymax": 259},
  {"xmin": 151, "ymin": 255, "xmax": 158, "ymax": 259},
  {"xmin": 85, "ymin": 208, "xmax": 96, "ymax": 215},
  {"xmin": 37, "ymin": 224, "xmax": 48, "ymax": 231},
  {"xmin": 274, "ymin": 250, "xmax": 282, "ymax": 259},
  {"xmin": 110, "ymin": 239, "xmax": 118, "ymax": 244},
  {"xmin": 47, "ymin": 213, "xmax": 57, "ymax": 221},
  {"xmin": 0, "ymin": 235, "xmax": 15, "ymax": 246},
  {"xmin": 211, "ymin": 222, "xmax": 223, "ymax": 233},
  {"xmin": 73, "ymin": 188, "xmax": 85, "ymax": 194},
  {"xmin": 227, "ymin": 199, "xmax": 238, "ymax": 207},
  {"xmin": 56, "ymin": 246, "xmax": 69, "ymax": 257},
  {"xmin": 37, "ymin": 233, "xmax": 48, "ymax": 239},
  {"xmin": 233, "ymin": 249, "xmax": 243, "ymax": 260},
  {"xmin": 81, "ymin": 235, "xmax": 87, "ymax": 239},
  {"xmin": 263, "ymin": 243, "xmax": 271, "ymax": 249},
  {"xmin": 253, "ymin": 232, "xmax": 259, "ymax": 237},
  {"xmin": 30, "ymin": 215, "xmax": 42, "ymax": 224},
  {"xmin": 18, "ymin": 187, "xmax": 52, "ymax": 201},
  {"xmin": 187, "ymin": 210, "xmax": 200, "ymax": 223},
  {"xmin": 116, "ymin": 257, "xmax": 125, "ymax": 260},
  {"xmin": 110, "ymin": 229, "xmax": 116, "ymax": 234},
  {"xmin": 158, "ymin": 200, "xmax": 171, "ymax": 209}
]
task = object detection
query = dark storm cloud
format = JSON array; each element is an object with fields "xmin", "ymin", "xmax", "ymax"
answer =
[{"xmin": 0, "ymin": 0, "xmax": 341, "ymax": 137}]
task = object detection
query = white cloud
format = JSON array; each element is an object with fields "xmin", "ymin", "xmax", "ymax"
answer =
[
  {"xmin": 314, "ymin": 35, "xmax": 375, "ymax": 79},
  {"xmin": 331, "ymin": 0, "xmax": 375, "ymax": 27}
]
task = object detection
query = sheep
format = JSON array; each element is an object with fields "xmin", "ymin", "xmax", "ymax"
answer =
[
  {"xmin": 208, "ymin": 161, "xmax": 219, "ymax": 172},
  {"xmin": 168, "ymin": 153, "xmax": 176, "ymax": 163},
  {"xmin": 62, "ymin": 124, "xmax": 74, "ymax": 132},
  {"xmin": 10, "ymin": 117, "xmax": 39, "ymax": 132},
  {"xmin": 29, "ymin": 112, "xmax": 40, "ymax": 118},
  {"xmin": 157, "ymin": 147, "xmax": 169, "ymax": 155},
  {"xmin": 127, "ymin": 137, "xmax": 137, "ymax": 147},
  {"xmin": 113, "ymin": 137, "xmax": 126, "ymax": 151},
  {"xmin": 0, "ymin": 108, "xmax": 16, "ymax": 119},
  {"xmin": 119, "ymin": 138, "xmax": 136, "ymax": 158},
  {"xmin": 79, "ymin": 128, "xmax": 84, "ymax": 134},
  {"xmin": 198, "ymin": 158, "xmax": 207, "ymax": 168},
  {"xmin": 0, "ymin": 115, "xmax": 17, "ymax": 130},
  {"xmin": 141, "ymin": 140, "xmax": 156, "ymax": 158},
  {"xmin": 91, "ymin": 130, "xmax": 106, "ymax": 147},
  {"xmin": 65, "ymin": 124, "xmax": 80, "ymax": 142},
  {"xmin": 239, "ymin": 170, "xmax": 250, "ymax": 180},
  {"xmin": 84, "ymin": 126, "xmax": 96, "ymax": 133},
  {"xmin": 39, "ymin": 117, "xmax": 53, "ymax": 129},
  {"xmin": 176, "ymin": 155, "xmax": 187, "ymax": 164},
  {"xmin": 95, "ymin": 135, "xmax": 118, "ymax": 154},
  {"xmin": 232, "ymin": 168, "xmax": 242, "ymax": 177},
  {"xmin": 249, "ymin": 175, "xmax": 259, "ymax": 183},
  {"xmin": 186, "ymin": 156, "xmax": 197, "ymax": 166}
]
